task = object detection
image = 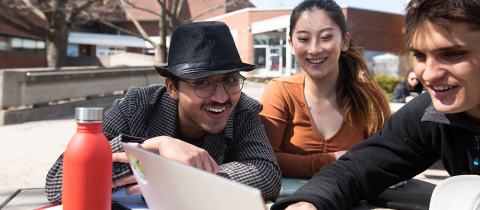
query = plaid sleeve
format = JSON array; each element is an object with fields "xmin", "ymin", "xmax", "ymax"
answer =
[
  {"xmin": 218, "ymin": 104, "xmax": 282, "ymax": 200},
  {"xmin": 45, "ymin": 154, "xmax": 64, "ymax": 204}
]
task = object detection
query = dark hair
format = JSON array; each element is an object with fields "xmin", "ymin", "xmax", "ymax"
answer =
[
  {"xmin": 168, "ymin": 76, "xmax": 180, "ymax": 90},
  {"xmin": 289, "ymin": 0, "xmax": 390, "ymax": 137},
  {"xmin": 405, "ymin": 69, "xmax": 416, "ymax": 91},
  {"xmin": 405, "ymin": 0, "xmax": 480, "ymax": 47}
]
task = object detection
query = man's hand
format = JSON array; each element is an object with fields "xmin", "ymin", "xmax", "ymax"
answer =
[
  {"xmin": 285, "ymin": 202, "xmax": 317, "ymax": 210},
  {"xmin": 141, "ymin": 136, "xmax": 220, "ymax": 174},
  {"xmin": 111, "ymin": 137, "xmax": 220, "ymax": 195},
  {"xmin": 112, "ymin": 151, "xmax": 141, "ymax": 195}
]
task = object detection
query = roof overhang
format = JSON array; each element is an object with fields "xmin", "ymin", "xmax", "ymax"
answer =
[
  {"xmin": 204, "ymin": 7, "xmax": 293, "ymax": 21},
  {"xmin": 68, "ymin": 32, "xmax": 145, "ymax": 48},
  {"xmin": 250, "ymin": 15, "xmax": 290, "ymax": 34}
]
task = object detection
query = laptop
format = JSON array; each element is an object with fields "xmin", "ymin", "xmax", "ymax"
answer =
[{"xmin": 121, "ymin": 143, "xmax": 267, "ymax": 210}]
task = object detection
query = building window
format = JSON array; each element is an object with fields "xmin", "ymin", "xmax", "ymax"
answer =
[
  {"xmin": 10, "ymin": 37, "xmax": 45, "ymax": 54},
  {"xmin": 254, "ymin": 34, "xmax": 268, "ymax": 45},
  {"xmin": 67, "ymin": 45, "xmax": 79, "ymax": 57},
  {"xmin": 0, "ymin": 35, "xmax": 8, "ymax": 51},
  {"xmin": 254, "ymin": 32, "xmax": 285, "ymax": 46},
  {"xmin": 254, "ymin": 47, "xmax": 266, "ymax": 68},
  {"xmin": 0, "ymin": 41, "xmax": 7, "ymax": 51},
  {"xmin": 96, "ymin": 45, "xmax": 126, "ymax": 57}
]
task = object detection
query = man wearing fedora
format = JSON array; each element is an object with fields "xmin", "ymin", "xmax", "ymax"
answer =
[{"xmin": 45, "ymin": 21, "xmax": 281, "ymax": 204}]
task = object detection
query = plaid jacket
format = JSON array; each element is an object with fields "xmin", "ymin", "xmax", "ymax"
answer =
[{"xmin": 45, "ymin": 84, "xmax": 281, "ymax": 204}]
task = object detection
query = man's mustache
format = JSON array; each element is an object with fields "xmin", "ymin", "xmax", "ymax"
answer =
[{"xmin": 201, "ymin": 100, "xmax": 232, "ymax": 109}]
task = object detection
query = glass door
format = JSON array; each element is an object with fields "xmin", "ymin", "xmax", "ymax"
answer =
[{"xmin": 267, "ymin": 46, "xmax": 282, "ymax": 77}]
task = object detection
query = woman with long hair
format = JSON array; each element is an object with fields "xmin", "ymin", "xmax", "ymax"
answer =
[{"xmin": 259, "ymin": 0, "xmax": 391, "ymax": 178}]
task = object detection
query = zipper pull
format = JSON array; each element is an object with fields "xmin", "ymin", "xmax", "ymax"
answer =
[{"xmin": 475, "ymin": 136, "xmax": 479, "ymax": 166}]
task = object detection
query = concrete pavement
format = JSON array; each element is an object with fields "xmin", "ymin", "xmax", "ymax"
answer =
[{"xmin": 0, "ymin": 80, "xmax": 449, "ymax": 190}]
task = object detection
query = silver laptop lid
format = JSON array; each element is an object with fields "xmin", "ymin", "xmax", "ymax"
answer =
[{"xmin": 122, "ymin": 143, "xmax": 266, "ymax": 210}]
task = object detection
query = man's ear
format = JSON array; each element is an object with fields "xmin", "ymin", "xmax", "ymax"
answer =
[{"xmin": 165, "ymin": 77, "xmax": 179, "ymax": 100}]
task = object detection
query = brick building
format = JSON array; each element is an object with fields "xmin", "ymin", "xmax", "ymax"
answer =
[{"xmin": 0, "ymin": 11, "xmax": 48, "ymax": 69}]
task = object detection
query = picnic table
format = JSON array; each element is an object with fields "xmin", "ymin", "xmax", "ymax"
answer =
[{"xmin": 0, "ymin": 177, "xmax": 438, "ymax": 210}]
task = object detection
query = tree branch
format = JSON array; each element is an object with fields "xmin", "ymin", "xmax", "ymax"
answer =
[
  {"xmin": 173, "ymin": 0, "xmax": 184, "ymax": 17},
  {"xmin": 0, "ymin": 1, "xmax": 50, "ymax": 36},
  {"xmin": 156, "ymin": 0, "xmax": 172, "ymax": 17},
  {"xmin": 0, "ymin": 11, "xmax": 49, "ymax": 36},
  {"xmin": 37, "ymin": 0, "xmax": 52, "ymax": 22},
  {"xmin": 113, "ymin": 0, "xmax": 157, "ymax": 47},
  {"xmin": 22, "ymin": 0, "xmax": 47, "ymax": 20},
  {"xmin": 123, "ymin": 0, "xmax": 161, "ymax": 17},
  {"xmin": 67, "ymin": 0, "xmax": 100, "ymax": 23}
]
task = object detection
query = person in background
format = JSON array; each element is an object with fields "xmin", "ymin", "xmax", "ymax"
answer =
[
  {"xmin": 391, "ymin": 69, "xmax": 424, "ymax": 103},
  {"xmin": 259, "ymin": 0, "xmax": 391, "ymax": 178},
  {"xmin": 45, "ymin": 21, "xmax": 281, "ymax": 204},
  {"xmin": 271, "ymin": 0, "xmax": 480, "ymax": 209}
]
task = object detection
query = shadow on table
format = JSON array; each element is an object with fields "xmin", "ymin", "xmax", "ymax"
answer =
[{"xmin": 366, "ymin": 179, "xmax": 436, "ymax": 210}]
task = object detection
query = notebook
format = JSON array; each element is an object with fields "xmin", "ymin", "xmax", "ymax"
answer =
[{"xmin": 121, "ymin": 143, "xmax": 267, "ymax": 210}]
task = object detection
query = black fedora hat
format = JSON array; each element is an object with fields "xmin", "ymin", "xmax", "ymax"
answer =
[{"xmin": 155, "ymin": 21, "xmax": 256, "ymax": 80}]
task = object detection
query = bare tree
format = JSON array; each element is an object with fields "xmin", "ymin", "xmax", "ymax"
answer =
[
  {"xmin": 92, "ymin": 0, "xmax": 251, "ymax": 64},
  {"xmin": 0, "ymin": 0, "xmax": 117, "ymax": 67}
]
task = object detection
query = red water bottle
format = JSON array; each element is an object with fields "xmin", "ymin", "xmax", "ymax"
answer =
[{"xmin": 62, "ymin": 107, "xmax": 112, "ymax": 210}]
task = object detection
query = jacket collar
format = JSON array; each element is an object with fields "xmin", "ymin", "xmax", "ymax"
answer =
[{"xmin": 421, "ymin": 104, "xmax": 478, "ymax": 132}]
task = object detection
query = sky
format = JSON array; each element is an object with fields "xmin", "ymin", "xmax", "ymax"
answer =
[{"xmin": 249, "ymin": 0, "xmax": 408, "ymax": 15}]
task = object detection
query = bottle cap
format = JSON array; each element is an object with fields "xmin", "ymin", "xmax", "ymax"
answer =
[{"xmin": 75, "ymin": 107, "xmax": 104, "ymax": 123}]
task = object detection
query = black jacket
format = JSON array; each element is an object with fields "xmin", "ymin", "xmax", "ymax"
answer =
[
  {"xmin": 391, "ymin": 80, "xmax": 423, "ymax": 103},
  {"xmin": 271, "ymin": 92, "xmax": 480, "ymax": 210}
]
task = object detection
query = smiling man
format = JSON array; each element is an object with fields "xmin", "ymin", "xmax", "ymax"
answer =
[
  {"xmin": 45, "ymin": 21, "xmax": 281, "ymax": 204},
  {"xmin": 270, "ymin": 0, "xmax": 480, "ymax": 210}
]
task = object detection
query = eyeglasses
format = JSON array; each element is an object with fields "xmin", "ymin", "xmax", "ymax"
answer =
[{"xmin": 178, "ymin": 75, "xmax": 246, "ymax": 98}]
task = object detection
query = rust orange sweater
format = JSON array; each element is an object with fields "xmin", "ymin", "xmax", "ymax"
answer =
[{"xmin": 259, "ymin": 73, "xmax": 391, "ymax": 178}]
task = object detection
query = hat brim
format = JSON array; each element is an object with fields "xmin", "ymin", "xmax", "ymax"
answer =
[{"xmin": 155, "ymin": 63, "xmax": 257, "ymax": 80}]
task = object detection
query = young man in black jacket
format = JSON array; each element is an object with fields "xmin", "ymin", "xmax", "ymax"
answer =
[{"xmin": 271, "ymin": 0, "xmax": 480, "ymax": 209}]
